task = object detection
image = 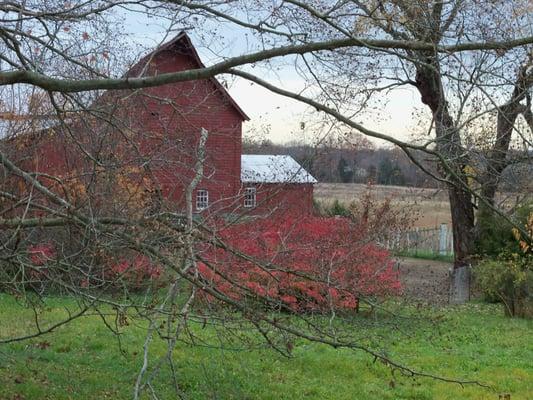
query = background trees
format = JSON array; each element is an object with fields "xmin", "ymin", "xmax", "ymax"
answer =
[{"xmin": 243, "ymin": 138, "xmax": 435, "ymax": 186}]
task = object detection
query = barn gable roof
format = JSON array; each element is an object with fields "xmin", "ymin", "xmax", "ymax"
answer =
[
  {"xmin": 241, "ymin": 155, "xmax": 317, "ymax": 184},
  {"xmin": 127, "ymin": 31, "xmax": 249, "ymax": 121}
]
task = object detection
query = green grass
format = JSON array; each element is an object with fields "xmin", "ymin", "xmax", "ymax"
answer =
[
  {"xmin": 395, "ymin": 249, "xmax": 455, "ymax": 263},
  {"xmin": 0, "ymin": 294, "xmax": 532, "ymax": 399}
]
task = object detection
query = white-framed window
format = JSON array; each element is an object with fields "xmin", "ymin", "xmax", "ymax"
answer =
[
  {"xmin": 196, "ymin": 189, "xmax": 209, "ymax": 210},
  {"xmin": 244, "ymin": 187, "xmax": 256, "ymax": 208}
]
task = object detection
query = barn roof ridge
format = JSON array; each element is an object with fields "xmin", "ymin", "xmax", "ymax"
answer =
[{"xmin": 129, "ymin": 31, "xmax": 250, "ymax": 121}]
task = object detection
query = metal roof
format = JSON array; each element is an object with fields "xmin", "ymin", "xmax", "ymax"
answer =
[{"xmin": 241, "ymin": 155, "xmax": 317, "ymax": 184}]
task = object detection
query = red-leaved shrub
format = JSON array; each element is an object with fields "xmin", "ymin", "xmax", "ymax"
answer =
[
  {"xmin": 108, "ymin": 255, "xmax": 163, "ymax": 289},
  {"xmin": 198, "ymin": 216, "xmax": 401, "ymax": 313},
  {"xmin": 27, "ymin": 242, "xmax": 56, "ymax": 284},
  {"xmin": 28, "ymin": 242, "xmax": 56, "ymax": 266}
]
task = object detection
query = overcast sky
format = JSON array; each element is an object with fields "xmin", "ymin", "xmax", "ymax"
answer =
[{"xmin": 122, "ymin": 11, "xmax": 422, "ymax": 147}]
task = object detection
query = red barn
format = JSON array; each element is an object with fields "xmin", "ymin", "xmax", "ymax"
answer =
[
  {"xmin": 241, "ymin": 155, "xmax": 316, "ymax": 216},
  {"xmin": 3, "ymin": 32, "xmax": 316, "ymax": 218}
]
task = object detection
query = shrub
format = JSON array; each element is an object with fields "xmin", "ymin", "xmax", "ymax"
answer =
[
  {"xmin": 475, "ymin": 202, "xmax": 533, "ymax": 257},
  {"xmin": 24, "ymin": 239, "xmax": 164, "ymax": 292},
  {"xmin": 312, "ymin": 198, "xmax": 324, "ymax": 215},
  {"xmin": 107, "ymin": 254, "xmax": 163, "ymax": 290},
  {"xmin": 23, "ymin": 242, "xmax": 57, "ymax": 291},
  {"xmin": 474, "ymin": 254, "xmax": 532, "ymax": 317},
  {"xmin": 327, "ymin": 199, "xmax": 351, "ymax": 217},
  {"xmin": 474, "ymin": 208, "xmax": 533, "ymax": 318},
  {"xmin": 198, "ymin": 216, "xmax": 401, "ymax": 313},
  {"xmin": 316, "ymin": 186, "xmax": 414, "ymax": 245},
  {"xmin": 28, "ymin": 242, "xmax": 56, "ymax": 266}
]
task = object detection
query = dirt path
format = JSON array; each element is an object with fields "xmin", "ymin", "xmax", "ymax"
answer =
[{"xmin": 395, "ymin": 257, "xmax": 453, "ymax": 305}]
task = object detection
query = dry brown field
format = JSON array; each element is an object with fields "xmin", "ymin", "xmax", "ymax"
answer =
[{"xmin": 314, "ymin": 183, "xmax": 452, "ymax": 228}]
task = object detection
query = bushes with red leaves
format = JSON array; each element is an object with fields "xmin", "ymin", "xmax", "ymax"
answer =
[
  {"xmin": 198, "ymin": 216, "xmax": 401, "ymax": 313},
  {"xmin": 108, "ymin": 255, "xmax": 163, "ymax": 289},
  {"xmin": 28, "ymin": 243, "xmax": 56, "ymax": 266},
  {"xmin": 25, "ymin": 242, "xmax": 57, "ymax": 285},
  {"xmin": 26, "ymin": 239, "xmax": 163, "ymax": 291}
]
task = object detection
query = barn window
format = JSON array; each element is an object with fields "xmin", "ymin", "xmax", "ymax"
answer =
[
  {"xmin": 244, "ymin": 187, "xmax": 256, "ymax": 208},
  {"xmin": 196, "ymin": 189, "xmax": 209, "ymax": 210}
]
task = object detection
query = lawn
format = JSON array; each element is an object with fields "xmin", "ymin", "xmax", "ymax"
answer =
[
  {"xmin": 0, "ymin": 294, "xmax": 532, "ymax": 400},
  {"xmin": 395, "ymin": 250, "xmax": 455, "ymax": 263}
]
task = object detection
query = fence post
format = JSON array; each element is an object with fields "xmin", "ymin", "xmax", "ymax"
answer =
[
  {"xmin": 439, "ymin": 223, "xmax": 448, "ymax": 255},
  {"xmin": 415, "ymin": 227, "xmax": 419, "ymax": 255}
]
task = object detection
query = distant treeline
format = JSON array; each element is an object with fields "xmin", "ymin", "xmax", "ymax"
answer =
[
  {"xmin": 243, "ymin": 139, "xmax": 532, "ymax": 192},
  {"xmin": 243, "ymin": 139, "xmax": 439, "ymax": 188}
]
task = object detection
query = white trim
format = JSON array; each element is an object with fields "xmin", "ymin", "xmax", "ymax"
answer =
[
  {"xmin": 244, "ymin": 187, "xmax": 256, "ymax": 208},
  {"xmin": 196, "ymin": 189, "xmax": 209, "ymax": 210}
]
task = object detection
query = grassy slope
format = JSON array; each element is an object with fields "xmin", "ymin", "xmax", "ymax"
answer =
[{"xmin": 0, "ymin": 295, "xmax": 532, "ymax": 400}]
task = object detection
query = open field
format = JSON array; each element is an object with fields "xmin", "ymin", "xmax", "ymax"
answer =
[
  {"xmin": 314, "ymin": 183, "xmax": 452, "ymax": 228},
  {"xmin": 1, "ymin": 294, "xmax": 532, "ymax": 400},
  {"xmin": 315, "ymin": 183, "xmax": 533, "ymax": 229}
]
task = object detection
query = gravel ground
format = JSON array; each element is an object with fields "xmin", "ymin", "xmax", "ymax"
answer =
[{"xmin": 395, "ymin": 257, "xmax": 453, "ymax": 305}]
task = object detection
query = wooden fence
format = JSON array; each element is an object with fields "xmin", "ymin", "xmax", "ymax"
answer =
[{"xmin": 383, "ymin": 223, "xmax": 454, "ymax": 256}]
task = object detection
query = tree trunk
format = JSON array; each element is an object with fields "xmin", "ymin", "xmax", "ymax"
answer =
[
  {"xmin": 449, "ymin": 263, "xmax": 471, "ymax": 304},
  {"xmin": 447, "ymin": 174, "xmax": 475, "ymax": 303},
  {"xmin": 476, "ymin": 69, "xmax": 531, "ymax": 242},
  {"xmin": 415, "ymin": 60, "xmax": 475, "ymax": 303},
  {"xmin": 449, "ymin": 185, "xmax": 475, "ymax": 265}
]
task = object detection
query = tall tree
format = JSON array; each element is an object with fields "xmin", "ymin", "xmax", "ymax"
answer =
[{"xmin": 337, "ymin": 156, "xmax": 353, "ymax": 182}]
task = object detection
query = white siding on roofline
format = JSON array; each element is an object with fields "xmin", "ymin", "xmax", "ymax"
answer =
[{"xmin": 241, "ymin": 155, "xmax": 317, "ymax": 184}]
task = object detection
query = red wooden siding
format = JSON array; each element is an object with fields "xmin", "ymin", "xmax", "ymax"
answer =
[
  {"xmin": 240, "ymin": 183, "xmax": 314, "ymax": 217},
  {"xmin": 3, "ymin": 32, "xmax": 315, "ymax": 219}
]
